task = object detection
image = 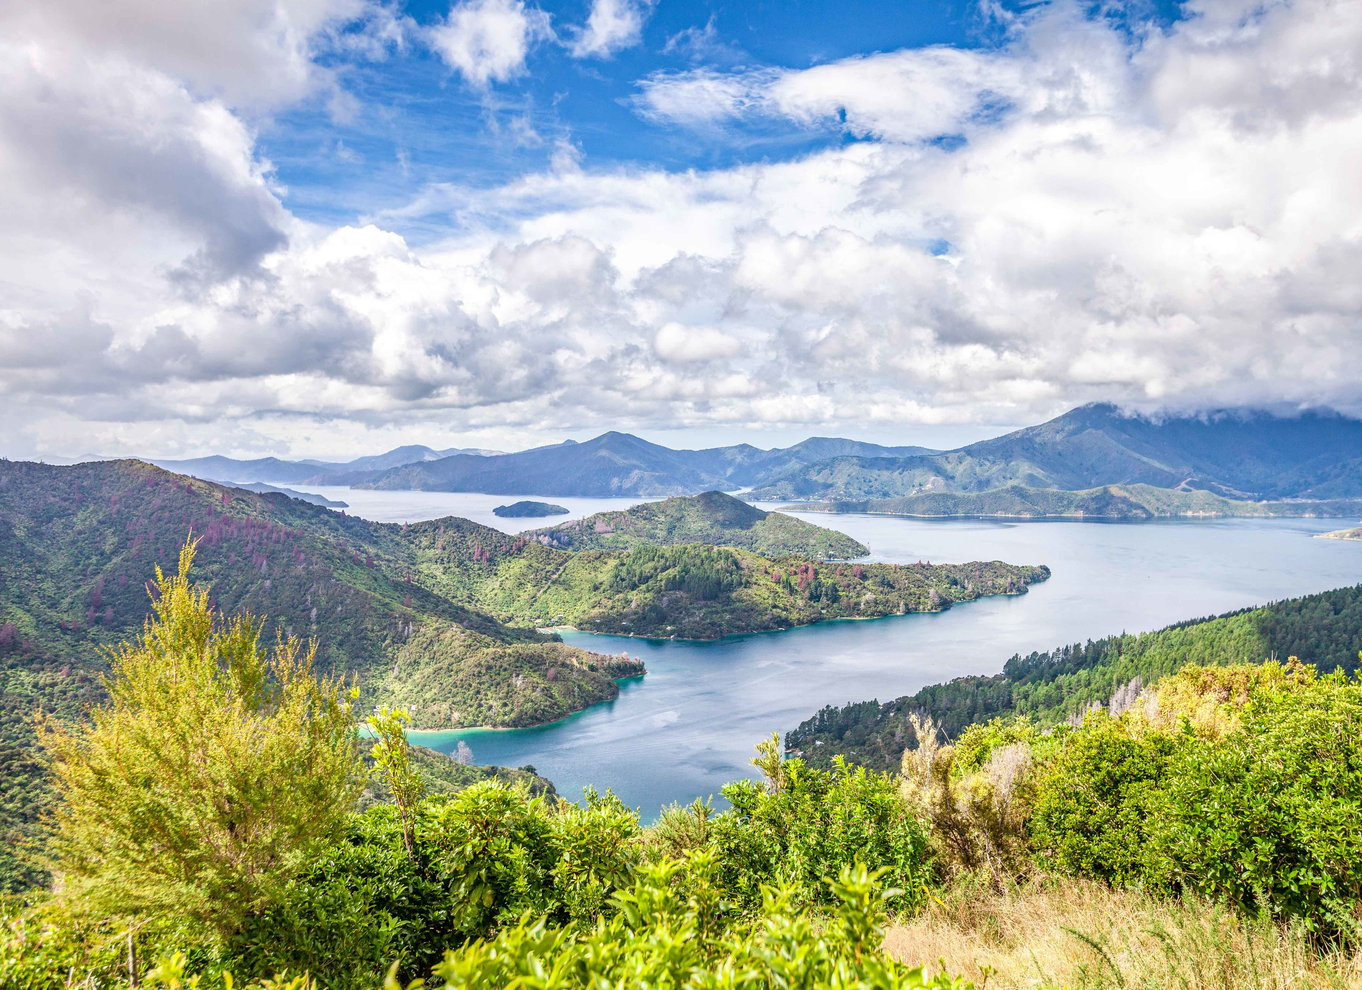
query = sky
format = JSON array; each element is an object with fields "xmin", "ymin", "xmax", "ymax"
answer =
[{"xmin": 1, "ymin": 0, "xmax": 1360, "ymax": 460}]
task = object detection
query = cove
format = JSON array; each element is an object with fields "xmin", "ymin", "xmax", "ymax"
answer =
[{"xmin": 401, "ymin": 507, "xmax": 1362, "ymax": 818}]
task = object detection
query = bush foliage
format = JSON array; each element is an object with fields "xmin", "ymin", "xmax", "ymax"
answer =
[{"xmin": 7, "ymin": 545, "xmax": 1362, "ymax": 987}]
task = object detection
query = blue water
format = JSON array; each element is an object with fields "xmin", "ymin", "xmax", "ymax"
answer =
[{"xmin": 327, "ymin": 491, "xmax": 1362, "ymax": 818}]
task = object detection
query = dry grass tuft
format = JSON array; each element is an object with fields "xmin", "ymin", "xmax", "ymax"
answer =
[{"xmin": 883, "ymin": 875, "xmax": 1362, "ymax": 989}]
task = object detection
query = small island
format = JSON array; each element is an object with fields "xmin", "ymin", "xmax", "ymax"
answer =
[
  {"xmin": 494, "ymin": 500, "xmax": 570, "ymax": 518},
  {"xmin": 1319, "ymin": 527, "xmax": 1362, "ymax": 541}
]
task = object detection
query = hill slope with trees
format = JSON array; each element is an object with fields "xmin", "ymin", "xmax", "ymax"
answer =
[
  {"xmin": 526, "ymin": 490, "xmax": 868, "ymax": 558},
  {"xmin": 788, "ymin": 583, "xmax": 1362, "ymax": 770}
]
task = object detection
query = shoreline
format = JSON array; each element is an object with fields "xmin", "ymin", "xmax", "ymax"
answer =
[{"xmin": 784, "ymin": 506, "xmax": 1362, "ymax": 522}]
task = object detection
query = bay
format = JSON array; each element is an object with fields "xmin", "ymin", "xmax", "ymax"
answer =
[
  {"xmin": 316, "ymin": 488, "xmax": 1362, "ymax": 817},
  {"xmin": 299, "ymin": 485, "xmax": 662, "ymax": 531}
]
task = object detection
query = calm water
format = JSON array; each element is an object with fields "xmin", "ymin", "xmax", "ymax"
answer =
[
  {"xmin": 301, "ymin": 485, "xmax": 663, "ymax": 532},
  {"xmin": 317, "ymin": 489, "xmax": 1362, "ymax": 817}
]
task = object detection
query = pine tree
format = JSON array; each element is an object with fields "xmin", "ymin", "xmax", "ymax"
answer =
[{"xmin": 39, "ymin": 539, "xmax": 363, "ymax": 937}]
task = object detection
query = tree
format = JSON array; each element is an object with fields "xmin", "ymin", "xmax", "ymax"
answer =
[
  {"xmin": 39, "ymin": 539, "xmax": 364, "ymax": 937},
  {"xmin": 368, "ymin": 706, "xmax": 424, "ymax": 857}
]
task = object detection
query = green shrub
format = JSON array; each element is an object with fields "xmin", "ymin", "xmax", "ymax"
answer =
[
  {"xmin": 1027, "ymin": 666, "xmax": 1362, "ymax": 936},
  {"xmin": 1027, "ymin": 712, "xmax": 1176, "ymax": 884},
  {"xmin": 709, "ymin": 736, "xmax": 931, "ymax": 912},
  {"xmin": 430, "ymin": 859, "xmax": 973, "ymax": 989},
  {"xmin": 1146, "ymin": 676, "xmax": 1362, "ymax": 933},
  {"xmin": 546, "ymin": 789, "xmax": 641, "ymax": 923},
  {"xmin": 38, "ymin": 540, "xmax": 363, "ymax": 938},
  {"xmin": 223, "ymin": 782, "xmax": 643, "ymax": 988}
]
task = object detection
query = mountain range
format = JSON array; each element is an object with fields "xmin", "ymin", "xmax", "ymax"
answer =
[
  {"xmin": 145, "ymin": 435, "xmax": 935, "ymax": 496},
  {"xmin": 321, "ymin": 433, "xmax": 938, "ymax": 496},
  {"xmin": 150, "ymin": 444, "xmax": 503, "ymax": 486},
  {"xmin": 133, "ymin": 403, "xmax": 1362, "ymax": 504},
  {"xmin": 748, "ymin": 404, "xmax": 1362, "ymax": 501}
]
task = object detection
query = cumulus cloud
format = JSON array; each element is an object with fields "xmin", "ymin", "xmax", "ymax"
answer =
[
  {"xmin": 653, "ymin": 323, "xmax": 743, "ymax": 363},
  {"xmin": 428, "ymin": 0, "xmax": 551, "ymax": 87},
  {"xmin": 0, "ymin": 0, "xmax": 378, "ymax": 109},
  {"xmin": 635, "ymin": 48, "xmax": 1023, "ymax": 141},
  {"xmin": 5, "ymin": 0, "xmax": 1362, "ymax": 459},
  {"xmin": 569, "ymin": 0, "xmax": 653, "ymax": 59}
]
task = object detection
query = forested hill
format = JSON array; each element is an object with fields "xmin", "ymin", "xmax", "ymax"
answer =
[
  {"xmin": 750, "ymin": 403, "xmax": 1362, "ymax": 501},
  {"xmin": 0, "ymin": 459, "xmax": 644, "ymax": 740},
  {"xmin": 526, "ymin": 491, "xmax": 868, "ymax": 558},
  {"xmin": 0, "ymin": 460, "xmax": 1046, "ymax": 733},
  {"xmin": 787, "ymin": 584, "xmax": 1362, "ymax": 770}
]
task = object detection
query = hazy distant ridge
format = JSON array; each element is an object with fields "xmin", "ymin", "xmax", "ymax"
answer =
[
  {"xmin": 137, "ymin": 403, "xmax": 1362, "ymax": 503},
  {"xmin": 749, "ymin": 404, "xmax": 1362, "ymax": 501}
]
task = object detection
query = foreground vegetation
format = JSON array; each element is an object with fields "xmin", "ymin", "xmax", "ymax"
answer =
[
  {"xmin": 885, "ymin": 875, "xmax": 1362, "ymax": 989},
  {"xmin": 5, "ymin": 545, "xmax": 1362, "ymax": 987}
]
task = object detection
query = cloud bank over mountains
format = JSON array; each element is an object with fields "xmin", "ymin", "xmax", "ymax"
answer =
[{"xmin": 1, "ymin": 0, "xmax": 1360, "ymax": 458}]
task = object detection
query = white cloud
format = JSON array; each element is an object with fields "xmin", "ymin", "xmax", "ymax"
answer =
[
  {"xmin": 428, "ymin": 0, "xmax": 551, "ymax": 87},
  {"xmin": 653, "ymin": 323, "xmax": 743, "ymax": 363},
  {"xmin": 5, "ymin": 0, "xmax": 1362, "ymax": 459},
  {"xmin": 569, "ymin": 0, "xmax": 653, "ymax": 59},
  {"xmin": 636, "ymin": 48, "xmax": 1026, "ymax": 141},
  {"xmin": 0, "ymin": 0, "xmax": 377, "ymax": 109}
]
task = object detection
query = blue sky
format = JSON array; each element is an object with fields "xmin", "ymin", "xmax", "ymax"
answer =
[
  {"xmin": 268, "ymin": 0, "xmax": 995, "ymax": 229},
  {"xmin": 263, "ymin": 0, "xmax": 1184, "ymax": 235},
  {"xmin": 2, "ymin": 0, "xmax": 1359, "ymax": 460}
]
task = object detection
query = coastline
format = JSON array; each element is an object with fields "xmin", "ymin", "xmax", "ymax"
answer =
[
  {"xmin": 403, "ymin": 671, "xmax": 647, "ymax": 735},
  {"xmin": 1317, "ymin": 529, "xmax": 1362, "ymax": 541},
  {"xmin": 784, "ymin": 504, "xmax": 1362, "ymax": 522}
]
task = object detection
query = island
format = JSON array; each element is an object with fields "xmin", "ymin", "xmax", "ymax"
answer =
[
  {"xmin": 493, "ymin": 500, "xmax": 570, "ymax": 518},
  {"xmin": 1319, "ymin": 526, "xmax": 1362, "ymax": 541}
]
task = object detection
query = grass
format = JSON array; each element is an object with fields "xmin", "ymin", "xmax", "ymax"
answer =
[{"xmin": 883, "ymin": 875, "xmax": 1362, "ymax": 990}]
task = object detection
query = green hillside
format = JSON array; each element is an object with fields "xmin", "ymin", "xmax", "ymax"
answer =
[
  {"xmin": 381, "ymin": 623, "xmax": 644, "ymax": 728},
  {"xmin": 795, "ymin": 484, "xmax": 1362, "ymax": 520},
  {"xmin": 527, "ymin": 490, "xmax": 868, "ymax": 557},
  {"xmin": 787, "ymin": 583, "xmax": 1362, "ymax": 770},
  {"xmin": 0, "ymin": 459, "xmax": 636, "ymax": 737},
  {"xmin": 0, "ymin": 460, "xmax": 1046, "ymax": 738},
  {"xmin": 401, "ymin": 517, "xmax": 1044, "ymax": 641}
]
